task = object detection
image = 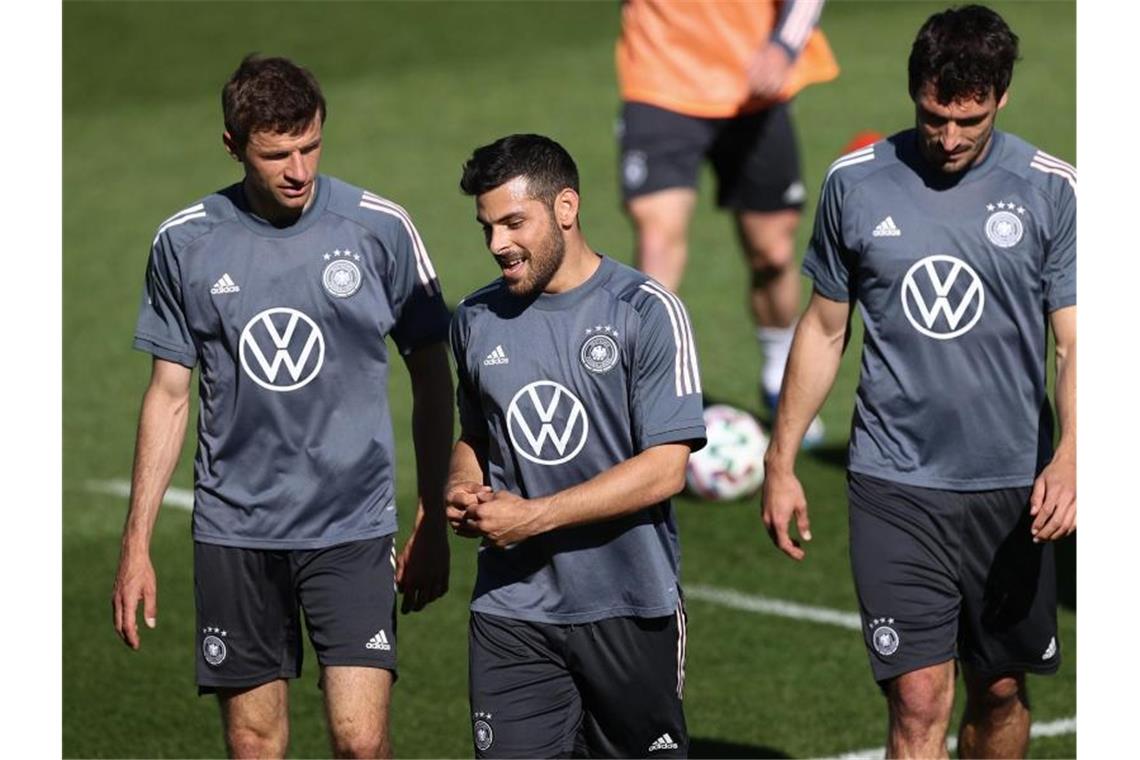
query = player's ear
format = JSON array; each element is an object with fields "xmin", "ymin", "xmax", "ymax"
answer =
[
  {"xmin": 554, "ymin": 188, "xmax": 579, "ymax": 230},
  {"xmin": 996, "ymin": 90, "xmax": 1009, "ymax": 111},
  {"xmin": 222, "ymin": 132, "xmax": 243, "ymax": 163}
]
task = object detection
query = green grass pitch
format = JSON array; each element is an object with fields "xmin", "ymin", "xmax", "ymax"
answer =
[{"xmin": 63, "ymin": 2, "xmax": 1075, "ymax": 757}]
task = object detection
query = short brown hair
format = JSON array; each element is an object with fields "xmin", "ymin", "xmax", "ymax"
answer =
[{"xmin": 222, "ymin": 54, "xmax": 327, "ymax": 149}]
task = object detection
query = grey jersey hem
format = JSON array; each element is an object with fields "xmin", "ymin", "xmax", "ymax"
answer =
[
  {"xmin": 193, "ymin": 525, "xmax": 397, "ymax": 551},
  {"xmin": 470, "ymin": 598, "xmax": 679, "ymax": 625},
  {"xmin": 643, "ymin": 424, "xmax": 708, "ymax": 451},
  {"xmin": 846, "ymin": 464, "xmax": 1035, "ymax": 492},
  {"xmin": 133, "ymin": 335, "xmax": 196, "ymax": 367}
]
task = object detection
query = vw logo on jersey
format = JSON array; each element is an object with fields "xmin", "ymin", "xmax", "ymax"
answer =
[
  {"xmin": 239, "ymin": 307, "xmax": 325, "ymax": 392},
  {"xmin": 900, "ymin": 255, "xmax": 985, "ymax": 340},
  {"xmin": 506, "ymin": 381, "xmax": 589, "ymax": 466}
]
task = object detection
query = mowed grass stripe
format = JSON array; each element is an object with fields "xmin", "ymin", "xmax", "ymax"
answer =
[
  {"xmin": 87, "ymin": 478, "xmax": 193, "ymax": 510},
  {"xmin": 685, "ymin": 582, "xmax": 863, "ymax": 630},
  {"xmin": 829, "ymin": 716, "xmax": 1077, "ymax": 760}
]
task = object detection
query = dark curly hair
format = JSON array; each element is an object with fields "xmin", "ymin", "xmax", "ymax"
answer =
[
  {"xmin": 459, "ymin": 134, "xmax": 579, "ymax": 207},
  {"xmin": 908, "ymin": 5, "xmax": 1020, "ymax": 103},
  {"xmin": 222, "ymin": 54, "xmax": 326, "ymax": 150}
]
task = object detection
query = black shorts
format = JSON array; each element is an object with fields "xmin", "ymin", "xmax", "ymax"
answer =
[
  {"xmin": 618, "ymin": 100, "xmax": 805, "ymax": 212},
  {"xmin": 468, "ymin": 607, "xmax": 688, "ymax": 758},
  {"xmin": 193, "ymin": 535, "xmax": 398, "ymax": 694},
  {"xmin": 847, "ymin": 472, "xmax": 1061, "ymax": 684}
]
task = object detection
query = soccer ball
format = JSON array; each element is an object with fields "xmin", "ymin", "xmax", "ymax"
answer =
[{"xmin": 685, "ymin": 405, "xmax": 768, "ymax": 501}]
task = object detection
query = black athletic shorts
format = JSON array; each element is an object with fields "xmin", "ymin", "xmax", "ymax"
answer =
[
  {"xmin": 847, "ymin": 472, "xmax": 1061, "ymax": 684},
  {"xmin": 468, "ymin": 606, "xmax": 688, "ymax": 758},
  {"xmin": 618, "ymin": 100, "xmax": 805, "ymax": 212},
  {"xmin": 193, "ymin": 535, "xmax": 398, "ymax": 694}
]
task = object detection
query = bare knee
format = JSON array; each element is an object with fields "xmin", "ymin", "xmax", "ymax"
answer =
[
  {"xmin": 738, "ymin": 211, "xmax": 798, "ymax": 274},
  {"xmin": 888, "ymin": 667, "xmax": 955, "ymax": 737},
  {"xmin": 330, "ymin": 728, "xmax": 388, "ymax": 759},
  {"xmin": 219, "ymin": 683, "xmax": 289, "ymax": 759},
  {"xmin": 966, "ymin": 673, "xmax": 1028, "ymax": 716},
  {"xmin": 226, "ymin": 723, "xmax": 288, "ymax": 759}
]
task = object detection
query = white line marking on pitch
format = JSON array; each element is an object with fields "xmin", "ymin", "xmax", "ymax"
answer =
[
  {"xmin": 828, "ymin": 716, "xmax": 1076, "ymax": 759},
  {"xmin": 685, "ymin": 583, "xmax": 863, "ymax": 630},
  {"xmin": 86, "ymin": 479, "xmax": 194, "ymax": 510}
]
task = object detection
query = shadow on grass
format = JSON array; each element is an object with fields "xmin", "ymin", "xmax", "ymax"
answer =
[{"xmin": 690, "ymin": 737, "xmax": 791, "ymax": 759}]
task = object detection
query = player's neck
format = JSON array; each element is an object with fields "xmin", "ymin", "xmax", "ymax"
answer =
[
  {"xmin": 241, "ymin": 179, "xmax": 315, "ymax": 228},
  {"xmin": 544, "ymin": 241, "xmax": 602, "ymax": 295}
]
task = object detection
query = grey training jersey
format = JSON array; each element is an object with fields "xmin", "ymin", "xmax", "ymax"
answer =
[
  {"xmin": 451, "ymin": 255, "xmax": 706, "ymax": 624},
  {"xmin": 134, "ymin": 175, "xmax": 450, "ymax": 548},
  {"xmin": 803, "ymin": 130, "xmax": 1076, "ymax": 490}
]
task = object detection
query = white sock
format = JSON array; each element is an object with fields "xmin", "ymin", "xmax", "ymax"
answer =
[{"xmin": 756, "ymin": 324, "xmax": 796, "ymax": 399}]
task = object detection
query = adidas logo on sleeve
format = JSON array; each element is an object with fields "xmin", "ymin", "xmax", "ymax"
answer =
[
  {"xmin": 648, "ymin": 733, "xmax": 679, "ymax": 752},
  {"xmin": 210, "ymin": 273, "xmax": 241, "ymax": 295}
]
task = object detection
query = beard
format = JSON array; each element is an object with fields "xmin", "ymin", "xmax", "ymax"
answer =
[{"xmin": 506, "ymin": 215, "xmax": 566, "ymax": 297}]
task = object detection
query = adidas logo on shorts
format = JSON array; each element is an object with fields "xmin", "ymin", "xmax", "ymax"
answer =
[
  {"xmin": 365, "ymin": 629, "xmax": 391, "ymax": 651},
  {"xmin": 1042, "ymin": 636, "xmax": 1057, "ymax": 660},
  {"xmin": 648, "ymin": 733, "xmax": 679, "ymax": 752}
]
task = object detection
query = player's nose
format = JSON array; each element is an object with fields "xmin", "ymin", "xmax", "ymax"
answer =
[
  {"xmin": 940, "ymin": 123, "xmax": 962, "ymax": 151},
  {"xmin": 284, "ymin": 151, "xmax": 310, "ymax": 182}
]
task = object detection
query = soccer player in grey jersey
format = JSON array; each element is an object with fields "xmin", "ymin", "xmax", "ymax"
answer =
[
  {"xmin": 111, "ymin": 55, "xmax": 453, "ymax": 758},
  {"xmin": 762, "ymin": 6, "xmax": 1074, "ymax": 758},
  {"xmin": 447, "ymin": 134, "xmax": 705, "ymax": 758}
]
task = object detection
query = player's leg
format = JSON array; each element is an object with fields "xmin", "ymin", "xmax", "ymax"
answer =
[
  {"xmin": 884, "ymin": 662, "xmax": 955, "ymax": 759},
  {"xmin": 627, "ymin": 189, "xmax": 697, "ymax": 291},
  {"xmin": 846, "ymin": 472, "xmax": 963, "ymax": 758},
  {"xmin": 956, "ymin": 486, "xmax": 1060, "ymax": 758},
  {"xmin": 566, "ymin": 604, "xmax": 688, "ymax": 758},
  {"xmin": 294, "ymin": 536, "xmax": 399, "ymax": 758},
  {"xmin": 217, "ymin": 681, "xmax": 291, "ymax": 759},
  {"xmin": 468, "ymin": 612, "xmax": 582, "ymax": 758},
  {"xmin": 321, "ymin": 667, "xmax": 394, "ymax": 758},
  {"xmin": 618, "ymin": 102, "xmax": 709, "ymax": 291},
  {"xmin": 958, "ymin": 670, "xmax": 1029, "ymax": 758},
  {"xmin": 736, "ymin": 208, "xmax": 802, "ymax": 408},
  {"xmin": 194, "ymin": 542, "xmax": 302, "ymax": 757},
  {"xmin": 711, "ymin": 102, "xmax": 821, "ymax": 443}
]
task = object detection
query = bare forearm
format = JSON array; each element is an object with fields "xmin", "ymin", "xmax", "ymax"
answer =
[
  {"xmin": 448, "ymin": 436, "xmax": 486, "ymax": 487},
  {"xmin": 533, "ymin": 444, "xmax": 690, "ymax": 534},
  {"xmin": 765, "ymin": 304, "xmax": 846, "ymax": 470},
  {"xmin": 409, "ymin": 356, "xmax": 455, "ymax": 522},
  {"xmin": 123, "ymin": 385, "xmax": 189, "ymax": 551},
  {"xmin": 1053, "ymin": 342, "xmax": 1075, "ymax": 459}
]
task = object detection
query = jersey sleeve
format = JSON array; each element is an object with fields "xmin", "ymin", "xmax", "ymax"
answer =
[
  {"xmin": 449, "ymin": 309, "xmax": 489, "ymax": 440},
  {"xmin": 1043, "ymin": 177, "xmax": 1076, "ymax": 312},
  {"xmin": 132, "ymin": 233, "xmax": 197, "ymax": 367},
  {"xmin": 631, "ymin": 285, "xmax": 707, "ymax": 452},
  {"xmin": 771, "ymin": 0, "xmax": 825, "ymax": 60},
  {"xmin": 384, "ymin": 209, "xmax": 451, "ymax": 356},
  {"xmin": 801, "ymin": 170, "xmax": 853, "ymax": 302}
]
